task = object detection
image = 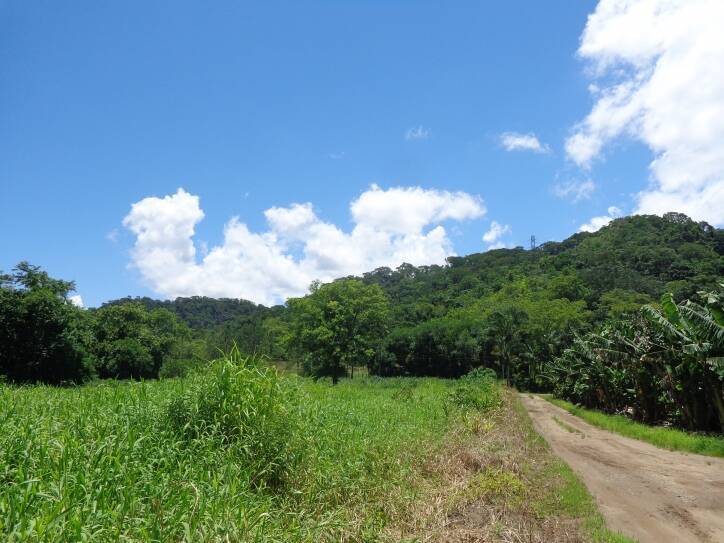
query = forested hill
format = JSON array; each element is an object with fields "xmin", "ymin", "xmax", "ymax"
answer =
[
  {"xmin": 104, "ymin": 212, "xmax": 723, "ymax": 332},
  {"xmin": 353, "ymin": 212, "xmax": 723, "ymax": 328},
  {"xmin": 101, "ymin": 296, "xmax": 270, "ymax": 329}
]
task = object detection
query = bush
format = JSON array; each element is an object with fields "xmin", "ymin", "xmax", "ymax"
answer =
[
  {"xmin": 165, "ymin": 348, "xmax": 297, "ymax": 488},
  {"xmin": 446, "ymin": 367, "xmax": 501, "ymax": 412},
  {"xmin": 462, "ymin": 367, "xmax": 497, "ymax": 383}
]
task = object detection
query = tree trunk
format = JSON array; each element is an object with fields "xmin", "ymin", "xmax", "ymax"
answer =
[{"xmin": 705, "ymin": 375, "xmax": 724, "ymax": 432}]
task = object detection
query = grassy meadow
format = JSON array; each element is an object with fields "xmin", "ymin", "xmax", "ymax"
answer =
[
  {"xmin": 0, "ymin": 354, "xmax": 494, "ymax": 542},
  {"xmin": 0, "ymin": 354, "xmax": 630, "ymax": 542}
]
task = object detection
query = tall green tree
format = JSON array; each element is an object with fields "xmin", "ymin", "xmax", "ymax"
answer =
[
  {"xmin": 288, "ymin": 279, "xmax": 390, "ymax": 383},
  {"xmin": 483, "ymin": 307, "xmax": 529, "ymax": 385},
  {"xmin": 0, "ymin": 262, "xmax": 94, "ymax": 384},
  {"xmin": 92, "ymin": 303, "xmax": 189, "ymax": 379}
]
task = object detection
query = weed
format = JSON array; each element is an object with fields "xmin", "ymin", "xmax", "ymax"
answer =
[
  {"xmin": 553, "ymin": 415, "xmax": 584, "ymax": 435},
  {"xmin": 446, "ymin": 368, "xmax": 501, "ymax": 412}
]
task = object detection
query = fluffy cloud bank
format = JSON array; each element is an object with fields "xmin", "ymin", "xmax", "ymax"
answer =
[
  {"xmin": 123, "ymin": 186, "xmax": 485, "ymax": 305},
  {"xmin": 567, "ymin": 0, "xmax": 724, "ymax": 225}
]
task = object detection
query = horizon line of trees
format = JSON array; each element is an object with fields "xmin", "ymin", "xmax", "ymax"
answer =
[
  {"xmin": 0, "ymin": 262, "xmax": 203, "ymax": 384},
  {"xmin": 2, "ymin": 213, "xmax": 722, "ymax": 432},
  {"xmin": 2, "ymin": 262, "xmax": 722, "ymax": 432}
]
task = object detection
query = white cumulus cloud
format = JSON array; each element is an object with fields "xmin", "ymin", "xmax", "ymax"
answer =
[
  {"xmin": 567, "ymin": 0, "xmax": 724, "ymax": 225},
  {"xmin": 483, "ymin": 220, "xmax": 512, "ymax": 249},
  {"xmin": 123, "ymin": 186, "xmax": 485, "ymax": 305},
  {"xmin": 553, "ymin": 179, "xmax": 596, "ymax": 202},
  {"xmin": 579, "ymin": 205, "xmax": 622, "ymax": 233},
  {"xmin": 69, "ymin": 295, "xmax": 84, "ymax": 308},
  {"xmin": 500, "ymin": 132, "xmax": 550, "ymax": 153}
]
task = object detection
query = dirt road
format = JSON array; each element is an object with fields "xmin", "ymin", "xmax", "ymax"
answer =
[{"xmin": 520, "ymin": 394, "xmax": 724, "ymax": 543}]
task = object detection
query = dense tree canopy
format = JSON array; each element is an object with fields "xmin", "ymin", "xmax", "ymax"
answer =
[
  {"xmin": 0, "ymin": 262, "xmax": 93, "ymax": 384},
  {"xmin": 0, "ymin": 264, "xmax": 196, "ymax": 384},
  {"xmin": 288, "ymin": 279, "xmax": 390, "ymax": 383},
  {"xmin": 102, "ymin": 296, "xmax": 268, "ymax": 329},
  {"xmin": 92, "ymin": 303, "xmax": 190, "ymax": 379}
]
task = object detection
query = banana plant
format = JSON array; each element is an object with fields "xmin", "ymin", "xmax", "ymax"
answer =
[
  {"xmin": 643, "ymin": 286, "xmax": 724, "ymax": 378},
  {"xmin": 643, "ymin": 285, "xmax": 724, "ymax": 431}
]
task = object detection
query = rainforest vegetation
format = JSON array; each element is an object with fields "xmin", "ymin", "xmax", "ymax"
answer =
[{"xmin": 1, "ymin": 212, "xmax": 723, "ymax": 431}]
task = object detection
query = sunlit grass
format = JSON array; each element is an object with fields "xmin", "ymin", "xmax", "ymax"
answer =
[
  {"xmin": 545, "ymin": 396, "xmax": 724, "ymax": 458},
  {"xmin": 0, "ymin": 357, "xmax": 637, "ymax": 542},
  {"xmin": 0, "ymin": 354, "xmax": 482, "ymax": 542}
]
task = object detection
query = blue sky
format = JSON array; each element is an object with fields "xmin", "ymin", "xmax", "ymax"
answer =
[{"xmin": 2, "ymin": 1, "xmax": 722, "ymax": 307}]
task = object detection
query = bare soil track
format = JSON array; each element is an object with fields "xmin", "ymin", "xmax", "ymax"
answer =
[{"xmin": 520, "ymin": 394, "xmax": 724, "ymax": 543}]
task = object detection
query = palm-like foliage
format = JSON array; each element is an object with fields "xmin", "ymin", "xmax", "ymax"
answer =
[
  {"xmin": 643, "ymin": 285, "xmax": 724, "ymax": 430},
  {"xmin": 547, "ymin": 286, "xmax": 724, "ymax": 432}
]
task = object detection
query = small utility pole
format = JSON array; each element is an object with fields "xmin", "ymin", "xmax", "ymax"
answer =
[{"xmin": 530, "ymin": 235, "xmax": 537, "ymax": 250}]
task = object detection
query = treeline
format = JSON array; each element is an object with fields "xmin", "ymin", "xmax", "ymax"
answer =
[
  {"xmin": 0, "ymin": 263, "xmax": 202, "ymax": 383},
  {"xmin": 102, "ymin": 295, "xmax": 267, "ymax": 329},
  {"xmin": 2, "ymin": 213, "xmax": 722, "ymax": 431}
]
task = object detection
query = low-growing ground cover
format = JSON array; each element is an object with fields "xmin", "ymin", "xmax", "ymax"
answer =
[
  {"xmin": 545, "ymin": 397, "xmax": 724, "ymax": 458},
  {"xmin": 1, "ymin": 354, "xmax": 624, "ymax": 542}
]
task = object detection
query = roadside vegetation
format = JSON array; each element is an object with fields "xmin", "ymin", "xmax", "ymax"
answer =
[
  {"xmin": 388, "ymin": 388, "xmax": 633, "ymax": 543},
  {"xmin": 546, "ymin": 397, "xmax": 724, "ymax": 458},
  {"xmin": 545, "ymin": 286, "xmax": 724, "ymax": 432}
]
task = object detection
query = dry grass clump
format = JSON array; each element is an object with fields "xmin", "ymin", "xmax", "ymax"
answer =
[{"xmin": 386, "ymin": 388, "xmax": 626, "ymax": 543}]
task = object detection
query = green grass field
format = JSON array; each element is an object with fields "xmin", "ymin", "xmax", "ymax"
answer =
[
  {"xmin": 546, "ymin": 397, "xmax": 724, "ymax": 458},
  {"xmin": 0, "ymin": 354, "xmax": 498, "ymax": 542},
  {"xmin": 1, "ymin": 355, "xmax": 632, "ymax": 542}
]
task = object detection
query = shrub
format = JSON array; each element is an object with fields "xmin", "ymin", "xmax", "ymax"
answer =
[
  {"xmin": 446, "ymin": 367, "xmax": 501, "ymax": 412},
  {"xmin": 462, "ymin": 367, "xmax": 497, "ymax": 383},
  {"xmin": 165, "ymin": 348, "xmax": 298, "ymax": 488}
]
